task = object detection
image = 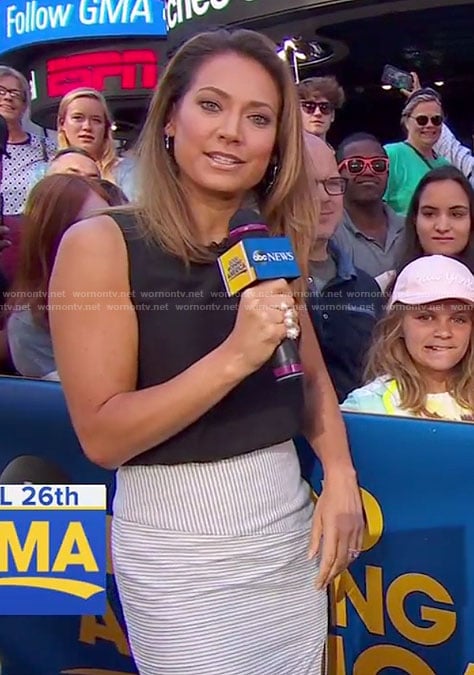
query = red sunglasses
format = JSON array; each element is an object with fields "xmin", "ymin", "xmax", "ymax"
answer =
[{"xmin": 338, "ymin": 156, "xmax": 390, "ymax": 175}]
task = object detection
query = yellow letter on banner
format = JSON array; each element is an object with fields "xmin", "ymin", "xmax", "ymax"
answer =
[
  {"xmin": 387, "ymin": 573, "xmax": 456, "ymax": 645},
  {"xmin": 52, "ymin": 522, "xmax": 99, "ymax": 572},
  {"xmin": 332, "ymin": 566, "xmax": 385, "ymax": 635},
  {"xmin": 327, "ymin": 634, "xmax": 346, "ymax": 675},
  {"xmin": 359, "ymin": 488, "xmax": 384, "ymax": 552},
  {"xmin": 0, "ymin": 521, "xmax": 49, "ymax": 572},
  {"xmin": 80, "ymin": 601, "xmax": 131, "ymax": 656},
  {"xmin": 353, "ymin": 645, "xmax": 436, "ymax": 674}
]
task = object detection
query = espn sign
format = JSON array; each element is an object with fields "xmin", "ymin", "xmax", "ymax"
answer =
[{"xmin": 45, "ymin": 48, "xmax": 159, "ymax": 98}]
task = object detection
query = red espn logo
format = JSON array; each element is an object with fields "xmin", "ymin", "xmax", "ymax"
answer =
[{"xmin": 46, "ymin": 49, "xmax": 159, "ymax": 97}]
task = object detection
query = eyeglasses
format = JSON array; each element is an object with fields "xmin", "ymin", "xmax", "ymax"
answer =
[
  {"xmin": 318, "ymin": 177, "xmax": 348, "ymax": 196},
  {"xmin": 0, "ymin": 85, "xmax": 25, "ymax": 101},
  {"xmin": 411, "ymin": 114, "xmax": 444, "ymax": 127},
  {"xmin": 338, "ymin": 157, "xmax": 389, "ymax": 175},
  {"xmin": 300, "ymin": 100, "xmax": 334, "ymax": 116}
]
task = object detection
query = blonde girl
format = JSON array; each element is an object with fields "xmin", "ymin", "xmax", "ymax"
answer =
[{"xmin": 342, "ymin": 255, "xmax": 474, "ymax": 421}]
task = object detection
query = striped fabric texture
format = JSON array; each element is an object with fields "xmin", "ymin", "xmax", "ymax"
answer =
[{"xmin": 112, "ymin": 441, "xmax": 328, "ymax": 674}]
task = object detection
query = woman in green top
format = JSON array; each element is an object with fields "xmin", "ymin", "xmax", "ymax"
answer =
[{"xmin": 384, "ymin": 88, "xmax": 450, "ymax": 216}]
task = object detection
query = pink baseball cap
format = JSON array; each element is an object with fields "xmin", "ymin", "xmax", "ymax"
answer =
[{"xmin": 388, "ymin": 255, "xmax": 474, "ymax": 309}]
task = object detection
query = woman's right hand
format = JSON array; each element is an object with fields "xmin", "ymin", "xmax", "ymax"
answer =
[{"xmin": 225, "ymin": 279, "xmax": 298, "ymax": 375}]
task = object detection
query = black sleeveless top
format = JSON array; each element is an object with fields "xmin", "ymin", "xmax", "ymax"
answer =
[{"xmin": 113, "ymin": 213, "xmax": 304, "ymax": 465}]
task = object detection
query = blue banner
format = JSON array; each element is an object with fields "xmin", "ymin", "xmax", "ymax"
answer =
[
  {"xmin": 0, "ymin": 377, "xmax": 137, "ymax": 674},
  {"xmin": 298, "ymin": 416, "xmax": 474, "ymax": 674},
  {"xmin": 2, "ymin": 375, "xmax": 474, "ymax": 673},
  {"xmin": 0, "ymin": 0, "xmax": 166, "ymax": 56},
  {"xmin": 0, "ymin": 485, "xmax": 107, "ymax": 616}
]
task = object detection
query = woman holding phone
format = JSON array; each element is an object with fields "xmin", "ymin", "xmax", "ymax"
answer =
[{"xmin": 383, "ymin": 87, "xmax": 450, "ymax": 216}]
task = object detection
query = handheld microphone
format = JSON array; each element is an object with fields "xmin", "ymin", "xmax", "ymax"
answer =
[
  {"xmin": 0, "ymin": 455, "xmax": 71, "ymax": 484},
  {"xmin": 218, "ymin": 209, "xmax": 303, "ymax": 383}
]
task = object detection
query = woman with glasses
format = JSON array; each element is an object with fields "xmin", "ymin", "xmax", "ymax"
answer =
[
  {"xmin": 0, "ymin": 66, "xmax": 55, "ymax": 217},
  {"xmin": 0, "ymin": 66, "xmax": 56, "ymax": 286},
  {"xmin": 297, "ymin": 77, "xmax": 345, "ymax": 147},
  {"xmin": 383, "ymin": 88, "xmax": 450, "ymax": 216}
]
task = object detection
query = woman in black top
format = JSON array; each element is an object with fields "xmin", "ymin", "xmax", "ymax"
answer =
[{"xmin": 50, "ymin": 29, "xmax": 363, "ymax": 675}]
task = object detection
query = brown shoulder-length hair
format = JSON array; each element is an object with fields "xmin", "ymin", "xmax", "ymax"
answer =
[
  {"xmin": 396, "ymin": 165, "xmax": 474, "ymax": 274},
  {"xmin": 129, "ymin": 28, "xmax": 318, "ymax": 280},
  {"xmin": 364, "ymin": 304, "xmax": 474, "ymax": 417},
  {"xmin": 10, "ymin": 174, "xmax": 110, "ymax": 322}
]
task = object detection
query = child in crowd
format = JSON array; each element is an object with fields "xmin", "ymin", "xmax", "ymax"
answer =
[{"xmin": 342, "ymin": 255, "xmax": 474, "ymax": 421}]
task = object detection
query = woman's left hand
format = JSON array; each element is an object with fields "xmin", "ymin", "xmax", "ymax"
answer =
[{"xmin": 308, "ymin": 471, "xmax": 365, "ymax": 590}]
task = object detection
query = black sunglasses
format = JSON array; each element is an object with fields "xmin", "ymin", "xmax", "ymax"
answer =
[
  {"xmin": 411, "ymin": 114, "xmax": 444, "ymax": 127},
  {"xmin": 300, "ymin": 100, "xmax": 334, "ymax": 116}
]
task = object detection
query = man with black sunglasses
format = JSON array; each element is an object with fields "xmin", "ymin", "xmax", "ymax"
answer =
[
  {"xmin": 297, "ymin": 77, "xmax": 345, "ymax": 147},
  {"xmin": 333, "ymin": 133, "xmax": 405, "ymax": 280}
]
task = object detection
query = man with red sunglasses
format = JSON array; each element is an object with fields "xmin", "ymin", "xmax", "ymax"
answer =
[{"xmin": 333, "ymin": 133, "xmax": 405, "ymax": 280}]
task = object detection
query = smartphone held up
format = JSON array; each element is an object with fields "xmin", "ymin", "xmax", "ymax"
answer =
[{"xmin": 381, "ymin": 64, "xmax": 414, "ymax": 91}]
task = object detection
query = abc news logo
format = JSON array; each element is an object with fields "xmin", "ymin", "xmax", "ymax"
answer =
[{"xmin": 252, "ymin": 251, "xmax": 295, "ymax": 263}]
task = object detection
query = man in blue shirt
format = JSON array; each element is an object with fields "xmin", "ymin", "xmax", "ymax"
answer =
[{"xmin": 305, "ymin": 133, "xmax": 384, "ymax": 402}]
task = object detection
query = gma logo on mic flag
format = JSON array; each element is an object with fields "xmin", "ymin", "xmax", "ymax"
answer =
[
  {"xmin": 218, "ymin": 237, "xmax": 301, "ymax": 296},
  {"xmin": 0, "ymin": 484, "xmax": 106, "ymax": 615}
]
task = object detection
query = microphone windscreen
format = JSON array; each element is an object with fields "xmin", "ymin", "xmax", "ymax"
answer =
[
  {"xmin": 229, "ymin": 209, "xmax": 267, "ymax": 232},
  {"xmin": 0, "ymin": 455, "xmax": 71, "ymax": 484}
]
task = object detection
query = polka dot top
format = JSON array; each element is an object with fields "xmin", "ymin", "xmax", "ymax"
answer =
[{"xmin": 2, "ymin": 134, "xmax": 56, "ymax": 215}]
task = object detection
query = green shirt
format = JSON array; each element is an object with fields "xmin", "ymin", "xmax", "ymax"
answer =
[{"xmin": 383, "ymin": 141, "xmax": 450, "ymax": 216}]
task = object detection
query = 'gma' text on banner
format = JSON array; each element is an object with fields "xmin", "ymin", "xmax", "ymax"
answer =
[
  {"xmin": 0, "ymin": 484, "xmax": 106, "ymax": 615},
  {"xmin": 0, "ymin": 0, "xmax": 166, "ymax": 55}
]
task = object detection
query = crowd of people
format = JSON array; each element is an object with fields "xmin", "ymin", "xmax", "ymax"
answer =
[{"xmin": 1, "ymin": 26, "xmax": 474, "ymax": 674}]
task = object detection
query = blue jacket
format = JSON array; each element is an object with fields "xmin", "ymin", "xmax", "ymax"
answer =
[{"xmin": 307, "ymin": 242, "xmax": 384, "ymax": 402}]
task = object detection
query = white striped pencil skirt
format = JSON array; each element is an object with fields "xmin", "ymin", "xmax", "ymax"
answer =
[{"xmin": 112, "ymin": 440, "xmax": 328, "ymax": 675}]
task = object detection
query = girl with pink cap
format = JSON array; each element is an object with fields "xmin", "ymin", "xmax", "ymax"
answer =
[{"xmin": 342, "ymin": 255, "xmax": 474, "ymax": 421}]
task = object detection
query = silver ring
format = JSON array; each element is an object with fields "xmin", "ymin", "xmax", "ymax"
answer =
[
  {"xmin": 286, "ymin": 324, "xmax": 300, "ymax": 340},
  {"xmin": 284, "ymin": 308, "xmax": 297, "ymax": 328},
  {"xmin": 348, "ymin": 549, "xmax": 360, "ymax": 560}
]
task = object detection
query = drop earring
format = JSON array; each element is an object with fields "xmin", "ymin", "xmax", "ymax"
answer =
[{"xmin": 264, "ymin": 161, "xmax": 279, "ymax": 195}]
